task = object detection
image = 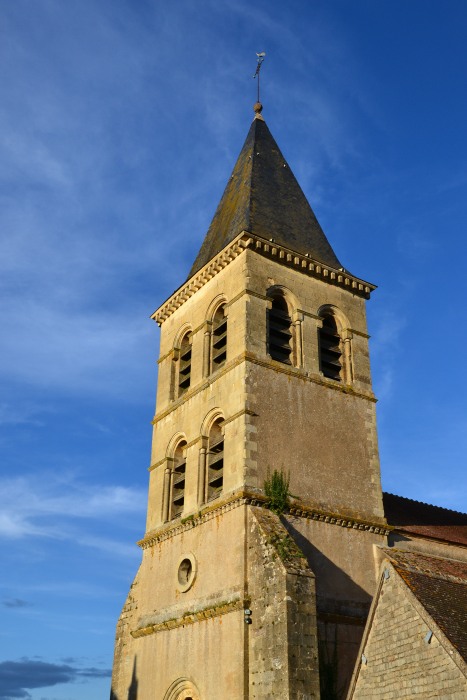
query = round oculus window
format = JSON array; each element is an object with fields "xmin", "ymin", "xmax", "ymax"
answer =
[{"xmin": 176, "ymin": 553, "xmax": 197, "ymax": 592}]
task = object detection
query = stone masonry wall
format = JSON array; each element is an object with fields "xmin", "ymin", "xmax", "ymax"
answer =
[
  {"xmin": 243, "ymin": 249, "xmax": 385, "ymax": 523},
  {"xmin": 110, "ymin": 567, "xmax": 141, "ymax": 700},
  {"xmin": 349, "ymin": 568, "xmax": 467, "ymax": 699}
]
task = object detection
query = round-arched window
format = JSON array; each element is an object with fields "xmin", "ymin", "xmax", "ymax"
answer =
[
  {"xmin": 267, "ymin": 294, "xmax": 292, "ymax": 365},
  {"xmin": 319, "ymin": 314, "xmax": 342, "ymax": 381}
]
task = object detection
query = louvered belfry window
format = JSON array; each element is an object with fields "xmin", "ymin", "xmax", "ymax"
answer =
[
  {"xmin": 268, "ymin": 295, "xmax": 292, "ymax": 364},
  {"xmin": 171, "ymin": 441, "xmax": 187, "ymax": 519},
  {"xmin": 178, "ymin": 332, "xmax": 192, "ymax": 395},
  {"xmin": 319, "ymin": 315, "xmax": 342, "ymax": 381},
  {"xmin": 207, "ymin": 419, "xmax": 224, "ymax": 501},
  {"xmin": 211, "ymin": 305, "xmax": 227, "ymax": 371}
]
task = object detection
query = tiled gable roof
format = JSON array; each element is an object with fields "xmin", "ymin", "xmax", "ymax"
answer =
[
  {"xmin": 383, "ymin": 492, "xmax": 467, "ymax": 546},
  {"xmin": 386, "ymin": 549, "xmax": 467, "ymax": 662}
]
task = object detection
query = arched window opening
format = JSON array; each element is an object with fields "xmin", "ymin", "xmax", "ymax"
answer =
[
  {"xmin": 170, "ymin": 441, "xmax": 187, "ymax": 519},
  {"xmin": 319, "ymin": 314, "xmax": 342, "ymax": 381},
  {"xmin": 211, "ymin": 305, "xmax": 227, "ymax": 372},
  {"xmin": 178, "ymin": 332, "xmax": 192, "ymax": 396},
  {"xmin": 207, "ymin": 419, "xmax": 224, "ymax": 501},
  {"xmin": 163, "ymin": 678, "xmax": 200, "ymax": 700},
  {"xmin": 268, "ymin": 295, "xmax": 292, "ymax": 364}
]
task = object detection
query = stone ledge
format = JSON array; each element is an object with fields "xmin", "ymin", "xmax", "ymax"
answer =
[
  {"xmin": 288, "ymin": 505, "xmax": 390, "ymax": 535},
  {"xmin": 252, "ymin": 236, "xmax": 375, "ymax": 298},
  {"xmin": 131, "ymin": 597, "xmax": 247, "ymax": 638},
  {"xmin": 153, "ymin": 232, "xmax": 376, "ymax": 324},
  {"xmin": 138, "ymin": 492, "xmax": 254, "ymax": 548},
  {"xmin": 243, "ymin": 353, "xmax": 377, "ymax": 402},
  {"xmin": 138, "ymin": 490, "xmax": 391, "ymax": 550},
  {"xmin": 151, "ymin": 351, "xmax": 376, "ymax": 428},
  {"xmin": 151, "ymin": 354, "xmax": 248, "ymax": 425}
]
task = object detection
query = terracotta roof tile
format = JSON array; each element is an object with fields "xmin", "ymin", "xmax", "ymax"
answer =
[
  {"xmin": 383, "ymin": 492, "xmax": 467, "ymax": 546},
  {"xmin": 386, "ymin": 550, "xmax": 467, "ymax": 662}
]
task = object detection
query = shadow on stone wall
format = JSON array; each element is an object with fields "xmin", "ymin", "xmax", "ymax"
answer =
[
  {"xmin": 284, "ymin": 518, "xmax": 371, "ymax": 700},
  {"xmin": 109, "ymin": 657, "xmax": 139, "ymax": 700},
  {"xmin": 283, "ymin": 518, "xmax": 371, "ymax": 612},
  {"xmin": 128, "ymin": 658, "xmax": 139, "ymax": 700}
]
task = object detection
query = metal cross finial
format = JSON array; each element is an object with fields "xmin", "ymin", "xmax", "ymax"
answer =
[{"xmin": 253, "ymin": 52, "xmax": 266, "ymax": 104}]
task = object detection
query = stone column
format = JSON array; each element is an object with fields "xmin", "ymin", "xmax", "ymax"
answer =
[
  {"xmin": 198, "ymin": 445, "xmax": 207, "ymax": 507},
  {"xmin": 342, "ymin": 330, "xmax": 353, "ymax": 384},
  {"xmin": 169, "ymin": 348, "xmax": 179, "ymax": 401},
  {"xmin": 162, "ymin": 460, "xmax": 173, "ymax": 522},
  {"xmin": 202, "ymin": 323, "xmax": 212, "ymax": 378},
  {"xmin": 292, "ymin": 310, "xmax": 304, "ymax": 368}
]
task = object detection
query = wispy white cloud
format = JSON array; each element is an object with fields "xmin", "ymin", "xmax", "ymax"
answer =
[
  {"xmin": 18, "ymin": 581, "xmax": 119, "ymax": 599},
  {"xmin": 0, "ymin": 3, "xmax": 172, "ymax": 402},
  {"xmin": 0, "ymin": 5, "xmax": 465, "ymax": 694},
  {"xmin": 0, "ymin": 474, "xmax": 145, "ymax": 554},
  {"xmin": 369, "ymin": 309, "xmax": 407, "ymax": 400},
  {"xmin": 370, "ymin": 310, "xmax": 407, "ymax": 354},
  {"xmin": 0, "ymin": 298, "xmax": 155, "ymax": 396},
  {"xmin": 0, "ymin": 402, "xmax": 45, "ymax": 427},
  {"xmin": 0, "ymin": 0, "xmax": 376, "ymax": 408}
]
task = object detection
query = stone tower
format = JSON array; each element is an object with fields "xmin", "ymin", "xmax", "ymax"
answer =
[{"xmin": 111, "ymin": 104, "xmax": 389, "ymax": 700}]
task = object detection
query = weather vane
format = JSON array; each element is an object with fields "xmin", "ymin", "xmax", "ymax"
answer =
[{"xmin": 253, "ymin": 52, "xmax": 266, "ymax": 104}]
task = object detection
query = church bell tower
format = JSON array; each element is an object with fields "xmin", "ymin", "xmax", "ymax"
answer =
[{"xmin": 111, "ymin": 102, "xmax": 388, "ymax": 700}]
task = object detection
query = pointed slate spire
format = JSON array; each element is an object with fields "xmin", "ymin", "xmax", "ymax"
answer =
[{"xmin": 188, "ymin": 106, "xmax": 341, "ymax": 279}]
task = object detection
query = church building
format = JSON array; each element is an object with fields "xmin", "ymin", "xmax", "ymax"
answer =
[{"xmin": 110, "ymin": 101, "xmax": 467, "ymax": 700}]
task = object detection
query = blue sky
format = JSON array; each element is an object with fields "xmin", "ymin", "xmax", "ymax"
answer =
[{"xmin": 1, "ymin": 1, "xmax": 466, "ymax": 698}]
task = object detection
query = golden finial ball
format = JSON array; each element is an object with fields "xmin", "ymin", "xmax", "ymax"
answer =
[{"xmin": 253, "ymin": 102, "xmax": 263, "ymax": 114}]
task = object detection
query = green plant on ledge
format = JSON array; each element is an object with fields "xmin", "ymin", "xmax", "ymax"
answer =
[
  {"xmin": 264, "ymin": 469, "xmax": 291, "ymax": 515},
  {"xmin": 267, "ymin": 531, "xmax": 302, "ymax": 562},
  {"xmin": 181, "ymin": 514, "xmax": 195, "ymax": 525}
]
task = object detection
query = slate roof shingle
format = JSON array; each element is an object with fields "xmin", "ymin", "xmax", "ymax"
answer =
[{"xmin": 188, "ymin": 115, "xmax": 341, "ymax": 279}]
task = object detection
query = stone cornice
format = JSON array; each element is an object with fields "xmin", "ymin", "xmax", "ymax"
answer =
[
  {"xmin": 132, "ymin": 597, "xmax": 246, "ymax": 638},
  {"xmin": 244, "ymin": 353, "xmax": 377, "ymax": 402},
  {"xmin": 151, "ymin": 352, "xmax": 376, "ymax": 427},
  {"xmin": 152, "ymin": 232, "xmax": 376, "ymax": 325},
  {"xmin": 138, "ymin": 490, "xmax": 391, "ymax": 550},
  {"xmin": 138, "ymin": 493, "xmax": 252, "ymax": 549},
  {"xmin": 251, "ymin": 235, "xmax": 375, "ymax": 298},
  {"xmin": 287, "ymin": 503, "xmax": 389, "ymax": 535},
  {"xmin": 152, "ymin": 234, "xmax": 249, "ymax": 325}
]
